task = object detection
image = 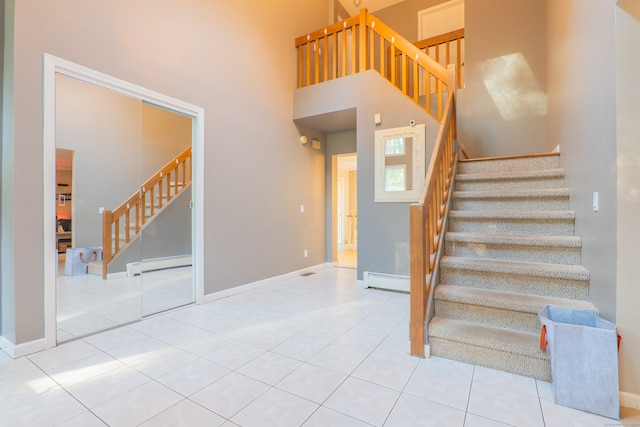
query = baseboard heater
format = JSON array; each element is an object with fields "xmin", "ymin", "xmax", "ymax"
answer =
[{"xmin": 363, "ymin": 271, "xmax": 410, "ymax": 293}]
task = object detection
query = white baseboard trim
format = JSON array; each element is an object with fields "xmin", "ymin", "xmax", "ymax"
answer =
[
  {"xmin": 362, "ymin": 271, "xmax": 409, "ymax": 293},
  {"xmin": 0, "ymin": 336, "xmax": 46, "ymax": 358},
  {"xmin": 103, "ymin": 256, "xmax": 193, "ymax": 279},
  {"xmin": 202, "ymin": 262, "xmax": 332, "ymax": 304},
  {"xmin": 620, "ymin": 391, "xmax": 640, "ymax": 410}
]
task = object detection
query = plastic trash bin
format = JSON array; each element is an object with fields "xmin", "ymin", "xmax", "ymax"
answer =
[{"xmin": 539, "ymin": 304, "xmax": 619, "ymax": 420}]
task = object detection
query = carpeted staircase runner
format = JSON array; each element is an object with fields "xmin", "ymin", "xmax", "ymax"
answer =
[{"xmin": 428, "ymin": 152, "xmax": 596, "ymax": 381}]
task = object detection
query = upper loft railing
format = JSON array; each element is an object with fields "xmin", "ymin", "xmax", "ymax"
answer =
[
  {"xmin": 295, "ymin": 9, "xmax": 457, "ymax": 121},
  {"xmin": 101, "ymin": 146, "xmax": 192, "ymax": 278},
  {"xmin": 413, "ymin": 28, "xmax": 464, "ymax": 90}
]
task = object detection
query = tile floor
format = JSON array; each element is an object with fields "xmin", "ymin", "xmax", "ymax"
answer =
[
  {"xmin": 57, "ymin": 257, "xmax": 194, "ymax": 341},
  {"xmin": 2, "ymin": 267, "xmax": 638, "ymax": 426}
]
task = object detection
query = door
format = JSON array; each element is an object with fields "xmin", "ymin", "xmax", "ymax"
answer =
[
  {"xmin": 54, "ymin": 75, "xmax": 196, "ymax": 342},
  {"xmin": 55, "ymin": 75, "xmax": 143, "ymax": 342},
  {"xmin": 140, "ymin": 102, "xmax": 195, "ymax": 316},
  {"xmin": 418, "ymin": 0, "xmax": 464, "ymax": 40}
]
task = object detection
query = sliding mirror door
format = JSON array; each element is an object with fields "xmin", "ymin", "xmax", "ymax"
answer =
[
  {"xmin": 55, "ymin": 74, "xmax": 142, "ymax": 342},
  {"xmin": 139, "ymin": 102, "xmax": 194, "ymax": 316}
]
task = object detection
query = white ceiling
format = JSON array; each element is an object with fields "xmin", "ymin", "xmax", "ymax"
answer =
[{"xmin": 340, "ymin": 0, "xmax": 406, "ymax": 18}]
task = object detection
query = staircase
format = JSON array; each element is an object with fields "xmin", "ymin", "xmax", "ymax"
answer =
[{"xmin": 427, "ymin": 153, "xmax": 596, "ymax": 381}]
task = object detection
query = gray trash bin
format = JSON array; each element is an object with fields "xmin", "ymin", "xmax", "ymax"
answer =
[{"xmin": 539, "ymin": 304, "xmax": 619, "ymax": 420}]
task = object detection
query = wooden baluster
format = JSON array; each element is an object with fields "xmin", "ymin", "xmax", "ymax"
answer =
[
  {"xmin": 136, "ymin": 196, "xmax": 141, "ymax": 234},
  {"xmin": 297, "ymin": 46, "xmax": 303, "ymax": 88},
  {"xmin": 351, "ymin": 27, "xmax": 357, "ymax": 75},
  {"xmin": 457, "ymin": 38, "xmax": 462, "ymax": 89},
  {"xmin": 369, "ymin": 27, "xmax": 375, "ymax": 71},
  {"xmin": 413, "ymin": 59, "xmax": 419, "ymax": 103},
  {"xmin": 125, "ymin": 205, "xmax": 131, "ymax": 243},
  {"xmin": 306, "ymin": 41, "xmax": 311, "ymax": 87},
  {"xmin": 332, "ymin": 33, "xmax": 338, "ymax": 80},
  {"xmin": 390, "ymin": 44, "xmax": 396, "ymax": 85},
  {"xmin": 401, "ymin": 52, "xmax": 407, "ymax": 95},
  {"xmin": 114, "ymin": 217, "xmax": 121, "ymax": 253},
  {"xmin": 323, "ymin": 33, "xmax": 329, "ymax": 82},
  {"xmin": 341, "ymin": 29, "xmax": 347, "ymax": 77},
  {"xmin": 380, "ymin": 36, "xmax": 386, "ymax": 79},
  {"xmin": 314, "ymin": 40, "xmax": 320, "ymax": 84}
]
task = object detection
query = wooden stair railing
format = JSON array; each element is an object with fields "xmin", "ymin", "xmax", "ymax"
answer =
[
  {"xmin": 295, "ymin": 9, "xmax": 455, "ymax": 121},
  {"xmin": 410, "ymin": 86, "xmax": 458, "ymax": 357},
  {"xmin": 101, "ymin": 146, "xmax": 192, "ymax": 279},
  {"xmin": 413, "ymin": 29, "xmax": 464, "ymax": 90}
]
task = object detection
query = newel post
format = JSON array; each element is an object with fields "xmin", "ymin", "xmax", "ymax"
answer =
[{"xmin": 409, "ymin": 203, "xmax": 427, "ymax": 357}]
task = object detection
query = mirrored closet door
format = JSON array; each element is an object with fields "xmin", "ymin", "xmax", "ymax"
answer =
[{"xmin": 55, "ymin": 75, "xmax": 195, "ymax": 343}]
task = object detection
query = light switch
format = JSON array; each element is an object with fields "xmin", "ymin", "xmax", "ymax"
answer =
[
  {"xmin": 593, "ymin": 192, "xmax": 599, "ymax": 212},
  {"xmin": 300, "ymin": 204, "xmax": 305, "ymax": 213}
]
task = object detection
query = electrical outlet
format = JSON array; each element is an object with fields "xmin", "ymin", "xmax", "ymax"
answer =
[
  {"xmin": 304, "ymin": 249, "xmax": 308, "ymax": 258},
  {"xmin": 300, "ymin": 204, "xmax": 305, "ymax": 213}
]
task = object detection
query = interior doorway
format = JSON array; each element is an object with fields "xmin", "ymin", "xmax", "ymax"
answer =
[{"xmin": 336, "ymin": 154, "xmax": 357, "ymax": 268}]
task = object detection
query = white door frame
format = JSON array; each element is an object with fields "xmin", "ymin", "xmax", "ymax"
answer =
[{"xmin": 43, "ymin": 54, "xmax": 205, "ymax": 349}]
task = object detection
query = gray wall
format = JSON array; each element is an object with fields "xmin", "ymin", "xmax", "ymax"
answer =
[
  {"xmin": 458, "ymin": 0, "xmax": 547, "ymax": 158},
  {"xmin": 374, "ymin": 0, "xmax": 447, "ymax": 42},
  {"xmin": 0, "ymin": 0, "xmax": 5, "ymax": 334},
  {"xmin": 1, "ymin": 0, "xmax": 17, "ymax": 344},
  {"xmin": 141, "ymin": 103, "xmax": 192, "ymax": 179},
  {"xmin": 615, "ymin": 0, "xmax": 640, "ymax": 397},
  {"xmin": 2, "ymin": 0, "xmax": 329, "ymax": 345},
  {"xmin": 294, "ymin": 71, "xmax": 439, "ymax": 280},
  {"xmin": 56, "ymin": 75, "xmax": 142, "ymax": 249},
  {"xmin": 545, "ymin": 0, "xmax": 617, "ymax": 323}
]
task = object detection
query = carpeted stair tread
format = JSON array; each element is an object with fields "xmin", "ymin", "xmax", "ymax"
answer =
[
  {"xmin": 445, "ymin": 232, "xmax": 581, "ymax": 248},
  {"xmin": 458, "ymin": 153, "xmax": 560, "ymax": 174},
  {"xmin": 453, "ymin": 188, "xmax": 570, "ymax": 200},
  {"xmin": 428, "ymin": 317, "xmax": 548, "ymax": 360},
  {"xmin": 435, "ymin": 285, "xmax": 596, "ymax": 314},
  {"xmin": 440, "ymin": 256, "xmax": 589, "ymax": 281},
  {"xmin": 449, "ymin": 210, "xmax": 575, "ymax": 220},
  {"xmin": 456, "ymin": 168, "xmax": 565, "ymax": 182}
]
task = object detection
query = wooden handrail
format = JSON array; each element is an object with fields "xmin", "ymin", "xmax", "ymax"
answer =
[
  {"xmin": 101, "ymin": 146, "xmax": 192, "ymax": 278},
  {"xmin": 295, "ymin": 9, "xmax": 455, "ymax": 121},
  {"xmin": 409, "ymin": 67, "xmax": 458, "ymax": 357}
]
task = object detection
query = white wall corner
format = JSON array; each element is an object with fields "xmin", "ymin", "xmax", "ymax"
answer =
[{"xmin": 0, "ymin": 336, "xmax": 46, "ymax": 358}]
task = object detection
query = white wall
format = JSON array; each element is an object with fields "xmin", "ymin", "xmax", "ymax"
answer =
[
  {"xmin": 2, "ymin": 0, "xmax": 329, "ymax": 346},
  {"xmin": 615, "ymin": 0, "xmax": 640, "ymax": 399},
  {"xmin": 458, "ymin": 0, "xmax": 548, "ymax": 158},
  {"xmin": 545, "ymin": 0, "xmax": 618, "ymax": 322}
]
